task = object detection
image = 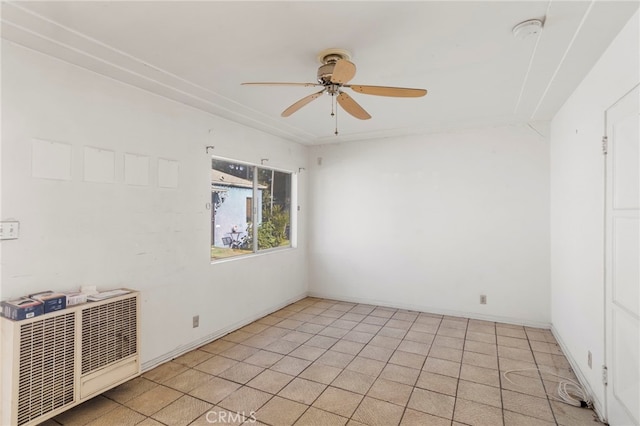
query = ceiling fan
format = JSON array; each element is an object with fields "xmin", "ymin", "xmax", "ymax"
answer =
[{"xmin": 242, "ymin": 48, "xmax": 427, "ymax": 134}]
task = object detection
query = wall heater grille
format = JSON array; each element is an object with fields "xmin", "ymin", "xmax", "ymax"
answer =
[
  {"xmin": 17, "ymin": 313, "xmax": 75, "ymax": 426},
  {"xmin": 81, "ymin": 297, "xmax": 137, "ymax": 374},
  {"xmin": 2, "ymin": 291, "xmax": 140, "ymax": 426}
]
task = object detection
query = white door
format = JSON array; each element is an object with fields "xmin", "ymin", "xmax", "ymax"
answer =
[{"xmin": 605, "ymin": 85, "xmax": 639, "ymax": 426}]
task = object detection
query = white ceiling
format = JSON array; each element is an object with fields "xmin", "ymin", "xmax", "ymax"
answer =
[{"xmin": 2, "ymin": 1, "xmax": 638, "ymax": 145}]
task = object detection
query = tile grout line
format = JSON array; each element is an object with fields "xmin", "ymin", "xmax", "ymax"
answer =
[
  {"xmin": 495, "ymin": 321, "xmax": 506, "ymax": 426},
  {"xmin": 337, "ymin": 303, "xmax": 399, "ymax": 425},
  {"xmin": 449, "ymin": 316, "xmax": 470, "ymax": 426},
  {"xmin": 294, "ymin": 302, "xmax": 385, "ymax": 425},
  {"xmin": 527, "ymin": 329, "xmax": 560, "ymax": 425},
  {"xmin": 374, "ymin": 307, "xmax": 423, "ymax": 425}
]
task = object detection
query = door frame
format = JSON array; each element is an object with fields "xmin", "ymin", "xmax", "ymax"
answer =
[{"xmin": 603, "ymin": 82, "xmax": 640, "ymax": 425}]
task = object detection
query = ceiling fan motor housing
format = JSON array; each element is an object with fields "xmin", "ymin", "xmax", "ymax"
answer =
[
  {"xmin": 316, "ymin": 49, "xmax": 351, "ymax": 84},
  {"xmin": 317, "ymin": 63, "xmax": 336, "ymax": 84}
]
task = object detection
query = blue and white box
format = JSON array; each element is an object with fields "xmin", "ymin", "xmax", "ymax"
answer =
[
  {"xmin": 1, "ymin": 297, "xmax": 44, "ymax": 320},
  {"xmin": 29, "ymin": 291, "xmax": 67, "ymax": 313}
]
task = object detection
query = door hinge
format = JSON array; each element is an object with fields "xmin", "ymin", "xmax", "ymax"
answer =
[
  {"xmin": 602, "ymin": 365, "xmax": 608, "ymax": 386},
  {"xmin": 602, "ymin": 136, "xmax": 608, "ymax": 155}
]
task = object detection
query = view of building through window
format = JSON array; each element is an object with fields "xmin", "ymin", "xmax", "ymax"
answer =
[{"xmin": 211, "ymin": 158, "xmax": 291, "ymax": 260}]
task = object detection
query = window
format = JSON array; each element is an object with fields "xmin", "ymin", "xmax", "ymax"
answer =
[{"xmin": 211, "ymin": 158, "xmax": 292, "ymax": 260}]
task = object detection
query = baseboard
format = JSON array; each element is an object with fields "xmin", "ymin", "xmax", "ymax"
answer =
[
  {"xmin": 141, "ymin": 291, "xmax": 308, "ymax": 372},
  {"xmin": 551, "ymin": 325, "xmax": 606, "ymax": 423},
  {"xmin": 308, "ymin": 291, "xmax": 551, "ymax": 329}
]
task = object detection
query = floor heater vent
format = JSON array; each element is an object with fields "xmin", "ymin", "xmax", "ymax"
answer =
[
  {"xmin": 2, "ymin": 290, "xmax": 140, "ymax": 426},
  {"xmin": 82, "ymin": 296, "xmax": 137, "ymax": 374},
  {"xmin": 16, "ymin": 313, "xmax": 75, "ymax": 426}
]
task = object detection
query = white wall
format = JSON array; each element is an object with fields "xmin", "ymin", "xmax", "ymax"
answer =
[
  {"xmin": 0, "ymin": 41, "xmax": 309, "ymax": 368},
  {"xmin": 308, "ymin": 124, "xmax": 550, "ymax": 325},
  {"xmin": 549, "ymin": 10, "xmax": 639, "ymax": 417}
]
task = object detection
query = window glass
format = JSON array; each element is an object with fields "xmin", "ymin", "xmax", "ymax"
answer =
[
  {"xmin": 256, "ymin": 168, "xmax": 291, "ymax": 251},
  {"xmin": 211, "ymin": 158, "xmax": 292, "ymax": 260},
  {"xmin": 211, "ymin": 159, "xmax": 254, "ymax": 259}
]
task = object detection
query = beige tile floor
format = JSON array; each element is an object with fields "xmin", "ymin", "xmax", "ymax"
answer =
[{"xmin": 42, "ymin": 297, "xmax": 603, "ymax": 426}]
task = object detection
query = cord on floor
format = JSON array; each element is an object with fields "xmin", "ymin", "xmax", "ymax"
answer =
[{"xmin": 502, "ymin": 368, "xmax": 592, "ymax": 408}]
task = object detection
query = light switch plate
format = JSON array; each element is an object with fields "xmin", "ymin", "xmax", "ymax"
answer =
[{"xmin": 0, "ymin": 221, "xmax": 19, "ymax": 240}]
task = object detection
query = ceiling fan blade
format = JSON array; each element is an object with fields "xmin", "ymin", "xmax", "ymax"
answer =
[
  {"xmin": 281, "ymin": 90, "xmax": 325, "ymax": 117},
  {"xmin": 242, "ymin": 82, "xmax": 321, "ymax": 87},
  {"xmin": 346, "ymin": 85, "xmax": 427, "ymax": 97},
  {"xmin": 337, "ymin": 92, "xmax": 371, "ymax": 120},
  {"xmin": 330, "ymin": 59, "xmax": 357, "ymax": 84}
]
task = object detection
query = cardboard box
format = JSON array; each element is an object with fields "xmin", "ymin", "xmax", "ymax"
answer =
[
  {"xmin": 1, "ymin": 297, "xmax": 44, "ymax": 320},
  {"xmin": 86, "ymin": 288, "xmax": 131, "ymax": 301},
  {"xmin": 28, "ymin": 291, "xmax": 67, "ymax": 313},
  {"xmin": 63, "ymin": 291, "xmax": 87, "ymax": 306}
]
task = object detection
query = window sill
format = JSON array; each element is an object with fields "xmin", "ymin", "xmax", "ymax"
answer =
[{"xmin": 210, "ymin": 245, "xmax": 294, "ymax": 265}]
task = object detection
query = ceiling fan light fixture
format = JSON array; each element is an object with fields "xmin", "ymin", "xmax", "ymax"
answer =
[{"xmin": 512, "ymin": 19, "xmax": 544, "ymax": 39}]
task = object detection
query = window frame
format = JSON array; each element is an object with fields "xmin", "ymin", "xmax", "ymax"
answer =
[{"xmin": 210, "ymin": 155, "xmax": 296, "ymax": 262}]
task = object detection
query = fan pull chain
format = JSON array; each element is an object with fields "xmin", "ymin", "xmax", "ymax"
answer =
[
  {"xmin": 334, "ymin": 95, "xmax": 339, "ymax": 135},
  {"xmin": 330, "ymin": 93, "xmax": 335, "ymax": 117}
]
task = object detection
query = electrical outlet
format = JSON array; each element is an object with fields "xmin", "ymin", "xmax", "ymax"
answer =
[
  {"xmin": 480, "ymin": 295, "xmax": 487, "ymax": 305},
  {"xmin": 193, "ymin": 315, "xmax": 199, "ymax": 328},
  {"xmin": 588, "ymin": 351, "xmax": 592, "ymax": 369}
]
